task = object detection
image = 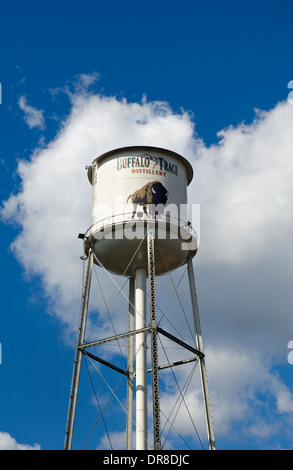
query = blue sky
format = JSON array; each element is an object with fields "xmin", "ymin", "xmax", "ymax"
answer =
[{"xmin": 1, "ymin": 0, "xmax": 293, "ymax": 451}]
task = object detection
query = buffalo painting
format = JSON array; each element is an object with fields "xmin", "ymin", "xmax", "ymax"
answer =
[{"xmin": 127, "ymin": 181, "xmax": 169, "ymax": 218}]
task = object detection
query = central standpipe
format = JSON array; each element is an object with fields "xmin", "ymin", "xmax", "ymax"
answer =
[
  {"xmin": 128, "ymin": 223, "xmax": 162, "ymax": 450},
  {"xmin": 126, "ymin": 278, "xmax": 135, "ymax": 450},
  {"xmin": 134, "ymin": 224, "xmax": 162, "ymax": 451},
  {"xmin": 135, "ymin": 268, "xmax": 147, "ymax": 450}
]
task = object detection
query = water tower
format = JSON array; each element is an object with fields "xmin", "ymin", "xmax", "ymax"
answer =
[{"xmin": 64, "ymin": 146, "xmax": 215, "ymax": 450}]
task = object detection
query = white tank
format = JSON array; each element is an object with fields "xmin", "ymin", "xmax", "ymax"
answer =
[{"xmin": 86, "ymin": 146, "xmax": 197, "ymax": 276}]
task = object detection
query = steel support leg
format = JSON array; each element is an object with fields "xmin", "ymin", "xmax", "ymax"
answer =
[
  {"xmin": 187, "ymin": 254, "xmax": 216, "ymax": 450},
  {"xmin": 64, "ymin": 249, "xmax": 94, "ymax": 450},
  {"xmin": 147, "ymin": 224, "xmax": 161, "ymax": 451}
]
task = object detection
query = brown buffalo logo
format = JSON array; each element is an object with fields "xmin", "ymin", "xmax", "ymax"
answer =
[{"xmin": 127, "ymin": 181, "xmax": 169, "ymax": 218}]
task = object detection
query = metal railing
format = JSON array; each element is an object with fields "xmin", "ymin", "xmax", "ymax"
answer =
[{"xmin": 84, "ymin": 211, "xmax": 197, "ymax": 242}]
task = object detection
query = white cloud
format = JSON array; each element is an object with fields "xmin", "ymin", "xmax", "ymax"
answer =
[
  {"xmin": 18, "ymin": 95, "xmax": 45, "ymax": 130},
  {"xmin": 96, "ymin": 430, "xmax": 126, "ymax": 450},
  {"xmin": 0, "ymin": 431, "xmax": 40, "ymax": 450},
  {"xmin": 8, "ymin": 86, "xmax": 293, "ymax": 316},
  {"xmin": 191, "ymin": 102, "xmax": 293, "ymax": 267},
  {"xmin": 276, "ymin": 387, "xmax": 293, "ymax": 414},
  {"xmin": 2, "ymin": 85, "xmax": 198, "ymax": 331},
  {"xmin": 206, "ymin": 345, "xmax": 293, "ymax": 443},
  {"xmin": 2, "ymin": 77, "xmax": 293, "ymax": 447}
]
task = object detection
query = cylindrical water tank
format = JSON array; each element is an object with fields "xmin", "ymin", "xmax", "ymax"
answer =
[{"xmin": 86, "ymin": 146, "xmax": 197, "ymax": 276}]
